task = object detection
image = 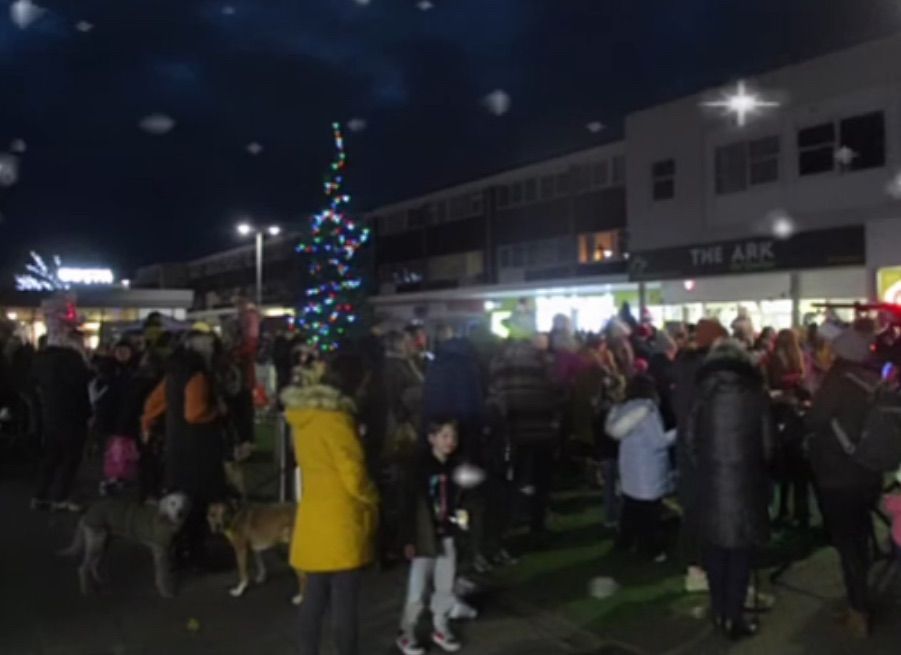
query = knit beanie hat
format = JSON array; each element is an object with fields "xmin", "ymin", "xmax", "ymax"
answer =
[{"xmin": 695, "ymin": 319, "xmax": 728, "ymax": 350}]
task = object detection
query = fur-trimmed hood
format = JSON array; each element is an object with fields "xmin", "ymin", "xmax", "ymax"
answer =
[
  {"xmin": 280, "ymin": 383, "xmax": 356, "ymax": 414},
  {"xmin": 696, "ymin": 339, "xmax": 761, "ymax": 384},
  {"xmin": 606, "ymin": 398, "xmax": 656, "ymax": 441}
]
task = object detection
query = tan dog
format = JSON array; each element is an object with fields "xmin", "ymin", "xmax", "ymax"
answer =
[{"xmin": 207, "ymin": 501, "xmax": 304, "ymax": 604}]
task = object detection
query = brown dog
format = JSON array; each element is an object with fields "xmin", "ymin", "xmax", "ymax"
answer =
[{"xmin": 207, "ymin": 501, "xmax": 304, "ymax": 603}]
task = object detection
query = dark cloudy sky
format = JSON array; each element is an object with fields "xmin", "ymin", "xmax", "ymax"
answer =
[{"xmin": 0, "ymin": 0, "xmax": 899, "ymax": 275}]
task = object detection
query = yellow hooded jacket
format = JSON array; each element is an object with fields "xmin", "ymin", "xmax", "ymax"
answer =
[{"xmin": 281, "ymin": 384, "xmax": 379, "ymax": 573}]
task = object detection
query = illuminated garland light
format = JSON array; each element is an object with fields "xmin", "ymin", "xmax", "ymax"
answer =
[{"xmin": 295, "ymin": 122, "xmax": 370, "ymax": 352}]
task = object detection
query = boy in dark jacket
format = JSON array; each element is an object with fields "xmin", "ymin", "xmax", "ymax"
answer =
[{"xmin": 397, "ymin": 419, "xmax": 464, "ymax": 655}]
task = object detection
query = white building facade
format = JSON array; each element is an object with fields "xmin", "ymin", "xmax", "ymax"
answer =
[
  {"xmin": 372, "ymin": 33, "xmax": 901, "ymax": 333},
  {"xmin": 625, "ymin": 33, "xmax": 901, "ymax": 328}
]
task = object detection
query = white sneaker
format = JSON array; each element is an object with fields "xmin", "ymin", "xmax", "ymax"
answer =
[
  {"xmin": 684, "ymin": 568, "xmax": 708, "ymax": 593},
  {"xmin": 396, "ymin": 635, "xmax": 425, "ymax": 655},
  {"xmin": 449, "ymin": 601, "xmax": 478, "ymax": 620},
  {"xmin": 432, "ymin": 630, "xmax": 462, "ymax": 653}
]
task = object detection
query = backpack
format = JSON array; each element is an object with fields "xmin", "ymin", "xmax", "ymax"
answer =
[{"xmin": 831, "ymin": 373, "xmax": 901, "ymax": 473}]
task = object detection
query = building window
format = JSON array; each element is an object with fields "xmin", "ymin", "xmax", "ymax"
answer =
[
  {"xmin": 798, "ymin": 111, "xmax": 885, "ymax": 176},
  {"xmin": 572, "ymin": 165, "xmax": 591, "ymax": 193},
  {"xmin": 748, "ymin": 136, "xmax": 780, "ymax": 184},
  {"xmin": 611, "ymin": 155, "xmax": 625, "ymax": 185},
  {"xmin": 651, "ymin": 159, "xmax": 675, "ymax": 200},
  {"xmin": 840, "ymin": 111, "xmax": 885, "ymax": 170},
  {"xmin": 471, "ymin": 193, "xmax": 484, "ymax": 215},
  {"xmin": 591, "ymin": 161, "xmax": 609, "ymax": 188},
  {"xmin": 498, "ymin": 236, "xmax": 576, "ymax": 270},
  {"xmin": 540, "ymin": 175, "xmax": 555, "ymax": 199},
  {"xmin": 510, "ymin": 182, "xmax": 523, "ymax": 205},
  {"xmin": 578, "ymin": 230, "xmax": 621, "ymax": 264},
  {"xmin": 798, "ymin": 123, "xmax": 836, "ymax": 176},
  {"xmin": 497, "ymin": 185, "xmax": 509, "ymax": 209},
  {"xmin": 555, "ymin": 172, "xmax": 570, "ymax": 196},
  {"xmin": 523, "ymin": 178, "xmax": 537, "ymax": 203},
  {"xmin": 715, "ymin": 135, "xmax": 780, "ymax": 194},
  {"xmin": 380, "ymin": 212, "xmax": 408, "ymax": 235},
  {"xmin": 434, "ymin": 200, "xmax": 446, "ymax": 224}
]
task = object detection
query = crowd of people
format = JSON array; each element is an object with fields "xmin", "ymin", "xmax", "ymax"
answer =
[
  {"xmin": 0, "ymin": 303, "xmax": 260, "ymax": 568},
  {"xmin": 3, "ymin": 298, "xmax": 901, "ymax": 655},
  {"xmin": 303, "ymin": 301, "xmax": 901, "ymax": 652}
]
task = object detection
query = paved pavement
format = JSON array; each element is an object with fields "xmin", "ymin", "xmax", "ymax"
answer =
[
  {"xmin": 3, "ymin": 457, "xmax": 901, "ymax": 655},
  {"xmin": 0, "ymin": 463, "xmax": 618, "ymax": 655}
]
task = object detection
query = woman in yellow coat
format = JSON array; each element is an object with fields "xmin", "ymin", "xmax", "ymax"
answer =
[{"xmin": 282, "ymin": 353, "xmax": 379, "ymax": 655}]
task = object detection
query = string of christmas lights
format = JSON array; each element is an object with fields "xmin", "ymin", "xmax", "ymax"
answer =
[{"xmin": 295, "ymin": 122, "xmax": 370, "ymax": 351}]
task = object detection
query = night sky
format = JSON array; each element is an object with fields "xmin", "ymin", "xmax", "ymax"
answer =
[{"xmin": 1, "ymin": 0, "xmax": 899, "ymax": 276}]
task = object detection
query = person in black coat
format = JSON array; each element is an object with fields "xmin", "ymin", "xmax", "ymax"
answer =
[
  {"xmin": 687, "ymin": 340, "xmax": 774, "ymax": 640},
  {"xmin": 807, "ymin": 324, "xmax": 883, "ymax": 638},
  {"xmin": 671, "ymin": 319, "xmax": 728, "ymax": 589},
  {"xmin": 31, "ymin": 334, "xmax": 92, "ymax": 511}
]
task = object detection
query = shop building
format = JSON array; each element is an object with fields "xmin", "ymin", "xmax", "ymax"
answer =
[
  {"xmin": 371, "ymin": 32, "xmax": 901, "ymax": 333},
  {"xmin": 369, "ymin": 142, "xmax": 632, "ymax": 332},
  {"xmin": 0, "ymin": 287, "xmax": 194, "ymax": 349},
  {"xmin": 625, "ymin": 32, "xmax": 901, "ymax": 328},
  {"xmin": 135, "ymin": 232, "xmax": 309, "ymax": 320}
]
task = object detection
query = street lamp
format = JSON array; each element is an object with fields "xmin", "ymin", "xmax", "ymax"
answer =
[{"xmin": 236, "ymin": 221, "xmax": 281, "ymax": 307}]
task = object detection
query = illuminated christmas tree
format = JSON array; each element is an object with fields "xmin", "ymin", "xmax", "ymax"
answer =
[{"xmin": 296, "ymin": 122, "xmax": 370, "ymax": 352}]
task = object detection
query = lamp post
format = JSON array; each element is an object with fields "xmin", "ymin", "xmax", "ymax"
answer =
[{"xmin": 236, "ymin": 222, "xmax": 281, "ymax": 307}]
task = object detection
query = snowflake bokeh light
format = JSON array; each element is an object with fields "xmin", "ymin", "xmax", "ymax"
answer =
[
  {"xmin": 702, "ymin": 80, "xmax": 779, "ymax": 127},
  {"xmin": 886, "ymin": 172, "xmax": 901, "ymax": 200},
  {"xmin": 483, "ymin": 89, "xmax": 511, "ymax": 116},
  {"xmin": 246, "ymin": 142, "xmax": 264, "ymax": 156},
  {"xmin": 10, "ymin": 0, "xmax": 45, "ymax": 30},
  {"xmin": 139, "ymin": 114, "xmax": 176, "ymax": 135},
  {"xmin": 586, "ymin": 121, "xmax": 605, "ymax": 133},
  {"xmin": 834, "ymin": 146, "xmax": 858, "ymax": 168},
  {"xmin": 767, "ymin": 210, "xmax": 795, "ymax": 240},
  {"xmin": 347, "ymin": 118, "xmax": 367, "ymax": 133},
  {"xmin": 0, "ymin": 154, "xmax": 20, "ymax": 187}
]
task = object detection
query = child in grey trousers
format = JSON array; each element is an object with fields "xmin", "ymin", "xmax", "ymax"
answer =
[{"xmin": 396, "ymin": 419, "xmax": 464, "ymax": 655}]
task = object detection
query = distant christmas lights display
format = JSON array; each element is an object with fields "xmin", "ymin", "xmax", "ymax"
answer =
[
  {"xmin": 295, "ymin": 122, "xmax": 370, "ymax": 351},
  {"xmin": 15, "ymin": 252, "xmax": 68, "ymax": 291},
  {"xmin": 15, "ymin": 251, "xmax": 114, "ymax": 291}
]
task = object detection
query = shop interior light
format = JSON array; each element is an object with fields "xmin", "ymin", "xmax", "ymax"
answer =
[
  {"xmin": 484, "ymin": 300, "xmax": 497, "ymax": 311},
  {"xmin": 683, "ymin": 279, "xmax": 696, "ymax": 291}
]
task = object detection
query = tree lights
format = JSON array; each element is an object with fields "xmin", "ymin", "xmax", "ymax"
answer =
[{"xmin": 295, "ymin": 122, "xmax": 370, "ymax": 351}]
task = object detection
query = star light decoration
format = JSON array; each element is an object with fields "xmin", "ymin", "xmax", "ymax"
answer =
[
  {"xmin": 295, "ymin": 123, "xmax": 371, "ymax": 351},
  {"xmin": 15, "ymin": 252, "xmax": 68, "ymax": 291},
  {"xmin": 702, "ymin": 80, "xmax": 779, "ymax": 127}
]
